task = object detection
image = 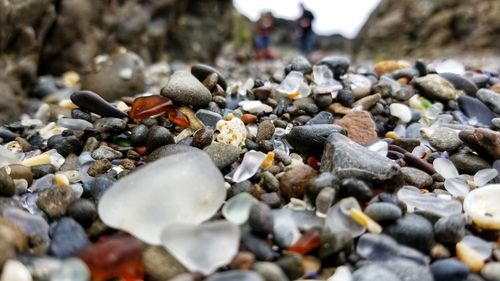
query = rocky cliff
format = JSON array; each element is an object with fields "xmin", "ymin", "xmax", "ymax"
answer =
[
  {"xmin": 0, "ymin": 0, "xmax": 233, "ymax": 123},
  {"xmin": 354, "ymin": 0, "xmax": 500, "ymax": 60}
]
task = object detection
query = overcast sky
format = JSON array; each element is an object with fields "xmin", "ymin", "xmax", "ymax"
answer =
[{"xmin": 233, "ymin": 0, "xmax": 381, "ymax": 38}]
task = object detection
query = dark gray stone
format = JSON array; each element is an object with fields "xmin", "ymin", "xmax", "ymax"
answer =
[
  {"xmin": 430, "ymin": 258, "xmax": 469, "ymax": 281},
  {"xmin": 203, "ymin": 142, "xmax": 240, "ymax": 170},
  {"xmin": 365, "ymin": 202, "xmax": 402, "ymax": 222},
  {"xmin": 49, "ymin": 218, "xmax": 89, "ymax": 258},
  {"xmin": 161, "ymin": 71, "xmax": 212, "ymax": 107},
  {"xmin": 440, "ymin": 73, "xmax": 478, "ymax": 96},
  {"xmin": 434, "ymin": 214, "xmax": 466, "ymax": 244},
  {"xmin": 285, "ymin": 124, "xmax": 345, "ymax": 155},
  {"xmin": 383, "ymin": 214, "xmax": 434, "ymax": 253},
  {"xmin": 458, "ymin": 96, "xmax": 494, "ymax": 126}
]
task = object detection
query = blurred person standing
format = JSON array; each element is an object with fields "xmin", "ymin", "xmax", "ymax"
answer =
[
  {"xmin": 254, "ymin": 11, "xmax": 276, "ymax": 60},
  {"xmin": 296, "ymin": 2, "xmax": 315, "ymax": 56}
]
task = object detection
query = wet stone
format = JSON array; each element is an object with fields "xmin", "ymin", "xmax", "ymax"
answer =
[
  {"xmin": 401, "ymin": 167, "xmax": 433, "ymax": 188},
  {"xmin": 450, "ymin": 152, "xmax": 490, "ymax": 175},
  {"xmin": 476, "ymin": 88, "xmax": 500, "ymax": 114},
  {"xmin": 285, "ymin": 56, "xmax": 312, "ymax": 75},
  {"xmin": 71, "ymin": 90, "xmax": 127, "ymax": 118},
  {"xmin": 86, "ymin": 159, "xmax": 112, "ymax": 177},
  {"xmin": 192, "ymin": 128, "xmax": 214, "ymax": 148},
  {"xmin": 93, "ymin": 118, "xmax": 127, "ymax": 133},
  {"xmin": 335, "ymin": 111, "xmax": 378, "ymax": 145},
  {"xmin": 49, "ymin": 217, "xmax": 89, "ymax": 258},
  {"xmin": 0, "ymin": 168, "xmax": 15, "ymax": 197},
  {"xmin": 434, "ymin": 214, "xmax": 466, "ymax": 244},
  {"xmin": 191, "ymin": 63, "xmax": 228, "ymax": 91},
  {"xmin": 249, "ymin": 202, "xmax": 274, "ymax": 237},
  {"xmin": 285, "ymin": 124, "xmax": 345, "ymax": 155},
  {"xmin": 430, "ymin": 258, "xmax": 469, "ymax": 281},
  {"xmin": 458, "ymin": 96, "xmax": 495, "ymax": 126},
  {"xmin": 161, "ymin": 71, "xmax": 212, "ymax": 107},
  {"xmin": 256, "ymin": 120, "xmax": 275, "ymax": 143},
  {"xmin": 318, "ymin": 56, "xmax": 350, "ymax": 79},
  {"xmin": 196, "ymin": 109, "xmax": 223, "ymax": 129},
  {"xmin": 481, "ymin": 262, "xmax": 500, "ymax": 281},
  {"xmin": 253, "ymin": 262, "xmax": 289, "ymax": 281},
  {"xmin": 365, "ymin": 202, "xmax": 402, "ymax": 222},
  {"xmin": 353, "ymin": 264, "xmax": 400, "ymax": 281},
  {"xmin": 242, "ymin": 232, "xmax": 275, "ymax": 261},
  {"xmin": 143, "ymin": 246, "xmax": 187, "ymax": 281},
  {"xmin": 279, "ymin": 164, "xmax": 317, "ymax": 201},
  {"xmin": 47, "ymin": 135, "xmax": 83, "ymax": 157},
  {"xmin": 206, "ymin": 271, "xmax": 264, "ymax": 281},
  {"xmin": 37, "ymin": 186, "xmax": 75, "ymax": 219},
  {"xmin": 131, "ymin": 124, "xmax": 148, "ymax": 146},
  {"xmin": 320, "ymin": 133, "xmax": 402, "ymax": 190},
  {"xmin": 146, "ymin": 125, "xmax": 175, "ymax": 152},
  {"xmin": 440, "ymin": 72, "xmax": 478, "ymax": 96},
  {"xmin": 66, "ymin": 199, "xmax": 97, "ymax": 228},
  {"xmin": 413, "ymin": 74, "xmax": 458, "ymax": 101},
  {"xmin": 383, "ymin": 214, "xmax": 434, "ymax": 253},
  {"xmin": 276, "ymin": 254, "xmax": 305, "ymax": 281},
  {"xmin": 91, "ymin": 145, "xmax": 122, "ymax": 161},
  {"xmin": 203, "ymin": 142, "xmax": 240, "ymax": 170}
]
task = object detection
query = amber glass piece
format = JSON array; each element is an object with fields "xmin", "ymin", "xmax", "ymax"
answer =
[
  {"xmin": 78, "ymin": 236, "xmax": 145, "ymax": 281},
  {"xmin": 288, "ymin": 230, "xmax": 321, "ymax": 255},
  {"xmin": 134, "ymin": 146, "xmax": 147, "ymax": 155},
  {"xmin": 129, "ymin": 95, "xmax": 173, "ymax": 120},
  {"xmin": 241, "ymin": 114, "xmax": 257, "ymax": 124},
  {"xmin": 306, "ymin": 156, "xmax": 320, "ymax": 170},
  {"xmin": 166, "ymin": 108, "xmax": 190, "ymax": 128}
]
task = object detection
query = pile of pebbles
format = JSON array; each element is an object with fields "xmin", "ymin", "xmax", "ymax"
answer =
[{"xmin": 0, "ymin": 55, "xmax": 499, "ymax": 281}]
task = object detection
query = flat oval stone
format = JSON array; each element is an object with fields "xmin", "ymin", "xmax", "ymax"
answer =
[
  {"xmin": 458, "ymin": 96, "xmax": 494, "ymax": 126},
  {"xmin": 98, "ymin": 150, "xmax": 226, "ymax": 244},
  {"xmin": 285, "ymin": 124, "xmax": 346, "ymax": 154},
  {"xmin": 476, "ymin": 88, "xmax": 500, "ymax": 114},
  {"xmin": 440, "ymin": 72, "xmax": 478, "ymax": 96},
  {"xmin": 70, "ymin": 91, "xmax": 127, "ymax": 118},
  {"xmin": 161, "ymin": 71, "xmax": 212, "ymax": 107}
]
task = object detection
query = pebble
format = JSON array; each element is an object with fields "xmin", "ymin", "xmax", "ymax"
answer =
[
  {"xmin": 383, "ymin": 214, "xmax": 434, "ymax": 253},
  {"xmin": 365, "ymin": 202, "xmax": 402, "ymax": 222},
  {"xmin": 481, "ymin": 262, "xmax": 500, "ymax": 281},
  {"xmin": 434, "ymin": 214, "xmax": 466, "ymax": 244},
  {"xmin": 206, "ymin": 271, "xmax": 264, "ymax": 281},
  {"xmin": 130, "ymin": 124, "xmax": 148, "ymax": 146},
  {"xmin": 47, "ymin": 135, "xmax": 83, "ymax": 157},
  {"xmin": 413, "ymin": 74, "xmax": 458, "ymax": 101},
  {"xmin": 401, "ymin": 167, "xmax": 433, "ymax": 188},
  {"xmin": 191, "ymin": 63, "xmax": 227, "ymax": 90},
  {"xmin": 93, "ymin": 117, "xmax": 127, "ymax": 133},
  {"xmin": 429, "ymin": 127, "xmax": 462, "ymax": 151},
  {"xmin": 276, "ymin": 254, "xmax": 305, "ymax": 280},
  {"xmin": 195, "ymin": 109, "xmax": 223, "ymax": 129},
  {"xmin": 248, "ymin": 202, "xmax": 274, "ymax": 237},
  {"xmin": 352, "ymin": 93, "xmax": 381, "ymax": 110},
  {"xmin": 476, "ymin": 88, "xmax": 500, "ymax": 114},
  {"xmin": 143, "ymin": 246, "xmax": 187, "ymax": 281},
  {"xmin": 460, "ymin": 129, "xmax": 500, "ymax": 160},
  {"xmin": 37, "ymin": 186, "xmax": 75, "ymax": 219},
  {"xmin": 352, "ymin": 264, "xmax": 400, "ymax": 281},
  {"xmin": 0, "ymin": 260, "xmax": 32, "ymax": 281},
  {"xmin": 242, "ymin": 232, "xmax": 275, "ymax": 261},
  {"xmin": 203, "ymin": 142, "xmax": 240, "ymax": 170},
  {"xmin": 256, "ymin": 120, "xmax": 275, "ymax": 143},
  {"xmin": 49, "ymin": 258, "xmax": 90, "ymax": 281},
  {"xmin": 335, "ymin": 111, "xmax": 378, "ymax": 145},
  {"xmin": 321, "ymin": 133, "xmax": 402, "ymax": 190},
  {"xmin": 146, "ymin": 125, "xmax": 175, "ymax": 152},
  {"xmin": 70, "ymin": 90, "xmax": 127, "ymax": 118},
  {"xmin": 440, "ymin": 72, "xmax": 478, "ymax": 96},
  {"xmin": 253, "ymin": 262, "xmax": 289, "ymax": 281},
  {"xmin": 161, "ymin": 71, "xmax": 212, "ymax": 107},
  {"xmin": 91, "ymin": 145, "xmax": 122, "ymax": 161},
  {"xmin": 48, "ymin": 218, "xmax": 89, "ymax": 258},
  {"xmin": 66, "ymin": 199, "xmax": 97, "ymax": 228},
  {"xmin": 86, "ymin": 159, "xmax": 112, "ymax": 177},
  {"xmin": 285, "ymin": 124, "xmax": 346, "ymax": 154},
  {"xmin": 430, "ymin": 258, "xmax": 469, "ymax": 281},
  {"xmin": 0, "ymin": 168, "xmax": 15, "ymax": 197},
  {"xmin": 318, "ymin": 56, "xmax": 349, "ymax": 79},
  {"xmin": 458, "ymin": 96, "xmax": 495, "ymax": 126},
  {"xmin": 286, "ymin": 56, "xmax": 313, "ymax": 75},
  {"xmin": 279, "ymin": 164, "xmax": 317, "ymax": 201},
  {"xmin": 450, "ymin": 152, "xmax": 490, "ymax": 175},
  {"xmin": 390, "ymin": 103, "xmax": 413, "ymax": 123},
  {"xmin": 192, "ymin": 128, "xmax": 214, "ymax": 148}
]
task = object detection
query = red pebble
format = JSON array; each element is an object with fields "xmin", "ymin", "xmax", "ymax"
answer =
[
  {"xmin": 306, "ymin": 156, "xmax": 321, "ymax": 170},
  {"xmin": 78, "ymin": 236, "xmax": 145, "ymax": 281},
  {"xmin": 166, "ymin": 108, "xmax": 190, "ymax": 128},
  {"xmin": 241, "ymin": 114, "xmax": 258, "ymax": 124},
  {"xmin": 288, "ymin": 230, "xmax": 321, "ymax": 255},
  {"xmin": 129, "ymin": 95, "xmax": 173, "ymax": 120}
]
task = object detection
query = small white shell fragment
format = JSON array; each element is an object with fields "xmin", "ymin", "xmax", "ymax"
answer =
[
  {"xmin": 463, "ymin": 184, "xmax": 500, "ymax": 230},
  {"xmin": 216, "ymin": 117, "xmax": 247, "ymax": 147},
  {"xmin": 433, "ymin": 157, "xmax": 459, "ymax": 179},
  {"xmin": 160, "ymin": 220, "xmax": 240, "ymax": 275}
]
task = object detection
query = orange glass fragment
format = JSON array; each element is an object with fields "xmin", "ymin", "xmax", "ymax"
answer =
[
  {"xmin": 78, "ymin": 236, "xmax": 145, "ymax": 281},
  {"xmin": 241, "ymin": 114, "xmax": 257, "ymax": 124},
  {"xmin": 288, "ymin": 230, "xmax": 321, "ymax": 255},
  {"xmin": 135, "ymin": 146, "xmax": 147, "ymax": 155},
  {"xmin": 166, "ymin": 108, "xmax": 190, "ymax": 128},
  {"xmin": 129, "ymin": 95, "xmax": 173, "ymax": 120},
  {"xmin": 306, "ymin": 156, "xmax": 321, "ymax": 170}
]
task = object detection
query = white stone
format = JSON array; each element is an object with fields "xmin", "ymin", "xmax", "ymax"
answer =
[
  {"xmin": 433, "ymin": 157, "xmax": 459, "ymax": 179},
  {"xmin": 463, "ymin": 184, "xmax": 500, "ymax": 230},
  {"xmin": 1, "ymin": 260, "xmax": 32, "ymax": 281},
  {"xmin": 390, "ymin": 103, "xmax": 412, "ymax": 123},
  {"xmin": 160, "ymin": 220, "xmax": 240, "ymax": 275},
  {"xmin": 222, "ymin": 193, "xmax": 258, "ymax": 224},
  {"xmin": 98, "ymin": 150, "xmax": 226, "ymax": 244},
  {"xmin": 238, "ymin": 100, "xmax": 273, "ymax": 114}
]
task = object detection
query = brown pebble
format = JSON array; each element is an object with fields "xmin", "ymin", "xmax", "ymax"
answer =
[
  {"xmin": 192, "ymin": 129, "xmax": 214, "ymax": 149},
  {"xmin": 212, "ymin": 84, "xmax": 226, "ymax": 97},
  {"xmin": 230, "ymin": 251, "xmax": 255, "ymax": 270},
  {"xmin": 127, "ymin": 150, "xmax": 141, "ymax": 160},
  {"xmin": 430, "ymin": 243, "xmax": 450, "ymax": 259},
  {"xmin": 391, "ymin": 138, "xmax": 420, "ymax": 152},
  {"xmin": 352, "ymin": 93, "xmax": 381, "ymax": 110},
  {"xmin": 8, "ymin": 164, "xmax": 33, "ymax": 185},
  {"xmin": 279, "ymin": 164, "xmax": 317, "ymax": 201},
  {"xmin": 403, "ymin": 152, "xmax": 436, "ymax": 175},
  {"xmin": 335, "ymin": 111, "xmax": 378, "ymax": 145},
  {"xmin": 254, "ymin": 86, "xmax": 272, "ymax": 100},
  {"xmin": 14, "ymin": 137, "xmax": 32, "ymax": 152},
  {"xmin": 202, "ymin": 73, "xmax": 218, "ymax": 91},
  {"xmin": 87, "ymin": 159, "xmax": 112, "ymax": 177},
  {"xmin": 256, "ymin": 120, "xmax": 275, "ymax": 143},
  {"xmin": 328, "ymin": 103, "xmax": 351, "ymax": 115},
  {"xmin": 121, "ymin": 159, "xmax": 136, "ymax": 170}
]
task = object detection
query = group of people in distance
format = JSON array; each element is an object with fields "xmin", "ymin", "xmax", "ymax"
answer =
[{"xmin": 254, "ymin": 2, "xmax": 315, "ymax": 60}]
